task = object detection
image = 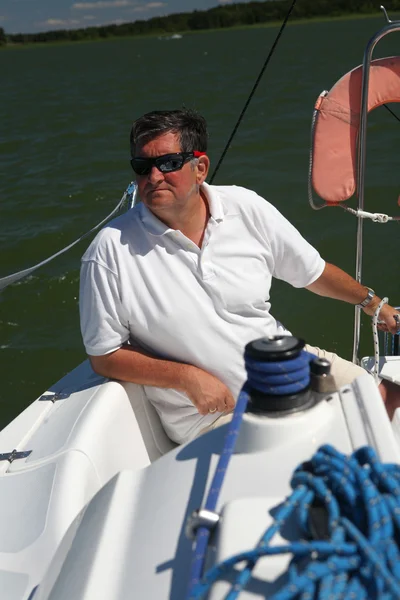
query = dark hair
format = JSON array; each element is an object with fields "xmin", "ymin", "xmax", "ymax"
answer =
[{"xmin": 130, "ymin": 109, "xmax": 208, "ymax": 156}]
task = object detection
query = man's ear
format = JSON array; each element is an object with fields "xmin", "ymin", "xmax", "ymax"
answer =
[{"xmin": 196, "ymin": 155, "xmax": 210, "ymax": 184}]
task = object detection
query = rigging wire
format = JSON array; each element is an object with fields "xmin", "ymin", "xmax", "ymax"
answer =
[
  {"xmin": 1, "ymin": 2, "xmax": 299, "ymax": 291},
  {"xmin": 0, "ymin": 182, "xmax": 138, "ymax": 292},
  {"xmin": 209, "ymin": 0, "xmax": 298, "ymax": 184},
  {"xmin": 383, "ymin": 102, "xmax": 400, "ymax": 123}
]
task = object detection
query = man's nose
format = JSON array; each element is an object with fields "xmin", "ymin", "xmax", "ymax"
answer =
[{"xmin": 148, "ymin": 164, "xmax": 164, "ymax": 183}]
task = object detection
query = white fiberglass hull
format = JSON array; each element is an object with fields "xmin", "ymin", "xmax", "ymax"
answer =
[{"xmin": 1, "ymin": 357, "xmax": 400, "ymax": 599}]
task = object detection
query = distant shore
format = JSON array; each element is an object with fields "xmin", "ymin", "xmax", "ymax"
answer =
[
  {"xmin": 186, "ymin": 11, "xmax": 400, "ymax": 34},
  {"xmin": 3, "ymin": 11, "xmax": 398, "ymax": 51}
]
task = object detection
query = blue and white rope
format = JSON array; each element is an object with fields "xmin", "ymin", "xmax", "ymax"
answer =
[
  {"xmin": 372, "ymin": 297, "xmax": 388, "ymax": 384},
  {"xmin": 189, "ymin": 444, "xmax": 400, "ymax": 600}
]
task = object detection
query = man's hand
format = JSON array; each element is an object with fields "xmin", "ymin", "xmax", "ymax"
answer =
[
  {"xmin": 365, "ymin": 302, "xmax": 400, "ymax": 335},
  {"xmin": 182, "ymin": 366, "xmax": 236, "ymax": 416}
]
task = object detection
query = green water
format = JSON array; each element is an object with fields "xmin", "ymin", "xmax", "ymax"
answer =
[{"xmin": 1, "ymin": 17, "xmax": 400, "ymax": 428}]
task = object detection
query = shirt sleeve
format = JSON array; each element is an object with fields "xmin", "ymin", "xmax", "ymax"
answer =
[
  {"xmin": 267, "ymin": 204, "xmax": 325, "ymax": 288},
  {"xmin": 79, "ymin": 259, "xmax": 130, "ymax": 356}
]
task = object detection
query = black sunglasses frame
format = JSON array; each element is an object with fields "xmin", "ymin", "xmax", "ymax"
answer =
[{"xmin": 130, "ymin": 151, "xmax": 205, "ymax": 176}]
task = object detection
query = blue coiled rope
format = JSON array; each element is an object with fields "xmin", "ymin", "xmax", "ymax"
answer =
[
  {"xmin": 188, "ymin": 444, "xmax": 400, "ymax": 600},
  {"xmin": 186, "ymin": 347, "xmax": 317, "ymax": 598},
  {"xmin": 245, "ymin": 351, "xmax": 316, "ymax": 396}
]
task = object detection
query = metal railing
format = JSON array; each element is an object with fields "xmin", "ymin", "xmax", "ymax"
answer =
[{"xmin": 352, "ymin": 8, "xmax": 400, "ymax": 363}]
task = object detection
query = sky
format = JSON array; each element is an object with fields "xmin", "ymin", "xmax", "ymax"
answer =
[{"xmin": 0, "ymin": 0, "xmax": 264, "ymax": 34}]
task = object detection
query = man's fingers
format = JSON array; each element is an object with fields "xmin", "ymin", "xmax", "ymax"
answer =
[
  {"xmin": 215, "ymin": 398, "xmax": 226, "ymax": 412},
  {"xmin": 226, "ymin": 396, "xmax": 235, "ymax": 411},
  {"xmin": 198, "ymin": 401, "xmax": 219, "ymax": 416},
  {"xmin": 198, "ymin": 398, "xmax": 234, "ymax": 416},
  {"xmin": 377, "ymin": 321, "xmax": 400, "ymax": 335},
  {"xmin": 377, "ymin": 309, "xmax": 400, "ymax": 335},
  {"xmin": 379, "ymin": 313, "xmax": 400, "ymax": 334},
  {"xmin": 189, "ymin": 377, "xmax": 236, "ymax": 416},
  {"xmin": 195, "ymin": 401, "xmax": 212, "ymax": 416}
]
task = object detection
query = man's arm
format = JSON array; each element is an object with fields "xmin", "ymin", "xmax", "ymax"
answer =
[
  {"xmin": 80, "ymin": 259, "xmax": 235, "ymax": 416},
  {"xmin": 90, "ymin": 346, "xmax": 235, "ymax": 416},
  {"xmin": 306, "ymin": 262, "xmax": 400, "ymax": 334}
]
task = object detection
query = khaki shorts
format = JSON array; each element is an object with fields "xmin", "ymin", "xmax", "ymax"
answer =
[
  {"xmin": 305, "ymin": 344, "xmax": 366, "ymax": 388},
  {"xmin": 197, "ymin": 345, "xmax": 367, "ymax": 437}
]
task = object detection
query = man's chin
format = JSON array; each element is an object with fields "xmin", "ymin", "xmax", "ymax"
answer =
[
  {"xmin": 144, "ymin": 200, "xmax": 173, "ymax": 215},
  {"xmin": 145, "ymin": 191, "xmax": 172, "ymax": 205}
]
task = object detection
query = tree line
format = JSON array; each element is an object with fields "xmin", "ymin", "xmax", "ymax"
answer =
[{"xmin": 2, "ymin": 0, "xmax": 400, "ymax": 46}]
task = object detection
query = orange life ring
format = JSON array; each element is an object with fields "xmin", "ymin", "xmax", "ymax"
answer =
[{"xmin": 311, "ymin": 56, "xmax": 400, "ymax": 204}]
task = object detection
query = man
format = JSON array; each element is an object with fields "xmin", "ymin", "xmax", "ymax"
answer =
[{"xmin": 79, "ymin": 109, "xmax": 400, "ymax": 444}]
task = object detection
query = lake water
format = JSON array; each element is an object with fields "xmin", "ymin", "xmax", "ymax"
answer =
[{"xmin": 1, "ymin": 16, "xmax": 400, "ymax": 428}]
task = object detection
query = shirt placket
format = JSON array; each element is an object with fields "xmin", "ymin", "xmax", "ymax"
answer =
[
  {"xmin": 169, "ymin": 230, "xmax": 200, "ymax": 269},
  {"xmin": 199, "ymin": 218, "xmax": 216, "ymax": 281}
]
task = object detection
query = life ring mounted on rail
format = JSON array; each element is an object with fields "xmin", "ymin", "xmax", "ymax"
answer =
[{"xmin": 311, "ymin": 56, "xmax": 400, "ymax": 205}]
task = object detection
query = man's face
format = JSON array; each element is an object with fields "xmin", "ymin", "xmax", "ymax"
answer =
[{"xmin": 134, "ymin": 132, "xmax": 204, "ymax": 216}]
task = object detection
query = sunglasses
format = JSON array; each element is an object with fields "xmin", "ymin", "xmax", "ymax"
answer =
[{"xmin": 130, "ymin": 151, "xmax": 206, "ymax": 176}]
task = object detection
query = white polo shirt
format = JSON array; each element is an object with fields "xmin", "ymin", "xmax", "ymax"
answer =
[{"xmin": 79, "ymin": 183, "xmax": 325, "ymax": 443}]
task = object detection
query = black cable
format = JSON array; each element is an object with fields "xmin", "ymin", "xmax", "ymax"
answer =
[
  {"xmin": 383, "ymin": 103, "xmax": 400, "ymax": 123},
  {"xmin": 209, "ymin": 0, "xmax": 298, "ymax": 184}
]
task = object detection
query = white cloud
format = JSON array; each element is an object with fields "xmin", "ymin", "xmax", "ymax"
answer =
[
  {"xmin": 42, "ymin": 18, "xmax": 81, "ymax": 26},
  {"xmin": 82, "ymin": 14, "xmax": 96, "ymax": 20},
  {"xmin": 0, "ymin": 16, "xmax": 6, "ymax": 22},
  {"xmin": 218, "ymin": 0, "xmax": 233, "ymax": 3},
  {"xmin": 131, "ymin": 2, "xmax": 166, "ymax": 12},
  {"xmin": 72, "ymin": 1, "xmax": 132, "ymax": 10}
]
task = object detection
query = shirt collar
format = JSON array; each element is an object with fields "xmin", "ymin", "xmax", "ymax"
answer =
[
  {"xmin": 201, "ymin": 181, "xmax": 225, "ymax": 223},
  {"xmin": 138, "ymin": 181, "xmax": 226, "ymax": 237},
  {"xmin": 138, "ymin": 203, "xmax": 172, "ymax": 237}
]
